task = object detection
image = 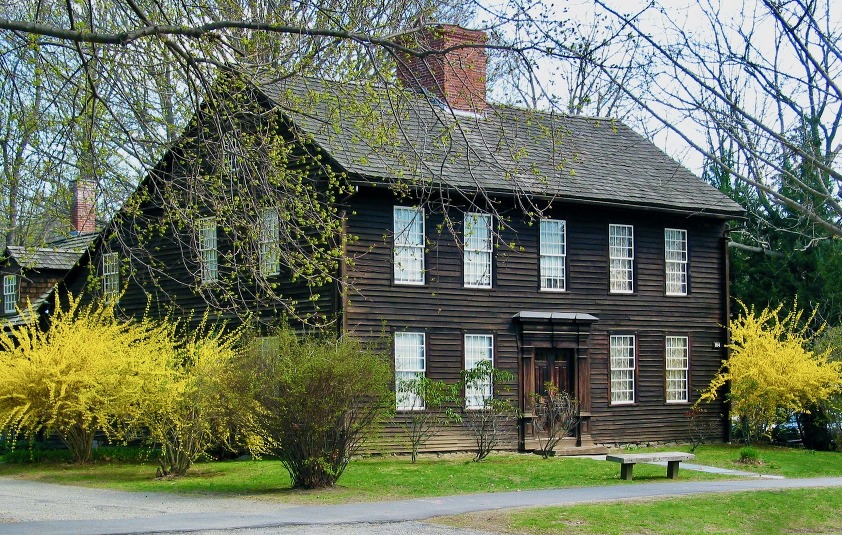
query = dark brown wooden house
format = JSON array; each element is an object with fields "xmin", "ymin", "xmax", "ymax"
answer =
[
  {"xmin": 61, "ymin": 25, "xmax": 745, "ymax": 453},
  {"xmin": 1, "ymin": 180, "xmax": 98, "ymax": 326}
]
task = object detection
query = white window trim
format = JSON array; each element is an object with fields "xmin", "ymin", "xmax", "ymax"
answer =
[
  {"xmin": 3, "ymin": 274, "xmax": 17, "ymax": 314},
  {"xmin": 101, "ymin": 252, "xmax": 120, "ymax": 301},
  {"xmin": 665, "ymin": 228, "xmax": 688, "ymax": 296},
  {"xmin": 540, "ymin": 219, "xmax": 567, "ymax": 292},
  {"xmin": 464, "ymin": 334, "xmax": 494, "ymax": 409},
  {"xmin": 610, "ymin": 334, "xmax": 636, "ymax": 405},
  {"xmin": 259, "ymin": 207, "xmax": 281, "ymax": 277},
  {"xmin": 666, "ymin": 336, "xmax": 690, "ymax": 403},
  {"xmin": 395, "ymin": 332, "xmax": 426, "ymax": 411},
  {"xmin": 464, "ymin": 212, "xmax": 492, "ymax": 289},
  {"xmin": 197, "ymin": 217, "xmax": 218, "ymax": 284},
  {"xmin": 609, "ymin": 224, "xmax": 634, "ymax": 294},
  {"xmin": 393, "ymin": 206, "xmax": 425, "ymax": 285}
]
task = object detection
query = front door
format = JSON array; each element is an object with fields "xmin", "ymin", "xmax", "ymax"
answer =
[
  {"xmin": 533, "ymin": 349, "xmax": 574, "ymax": 400},
  {"xmin": 522, "ymin": 348, "xmax": 577, "ymax": 449}
]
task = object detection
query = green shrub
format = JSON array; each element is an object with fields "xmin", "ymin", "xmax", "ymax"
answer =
[
  {"xmin": 244, "ymin": 328, "xmax": 393, "ymax": 489},
  {"xmin": 460, "ymin": 360, "xmax": 518, "ymax": 462},
  {"xmin": 738, "ymin": 446, "xmax": 760, "ymax": 464},
  {"xmin": 396, "ymin": 377, "xmax": 461, "ymax": 463}
]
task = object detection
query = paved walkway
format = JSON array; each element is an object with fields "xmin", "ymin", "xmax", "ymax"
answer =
[{"xmin": 2, "ymin": 474, "xmax": 842, "ymax": 535}]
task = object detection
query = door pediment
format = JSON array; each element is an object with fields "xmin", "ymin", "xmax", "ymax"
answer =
[{"xmin": 513, "ymin": 311, "xmax": 598, "ymax": 350}]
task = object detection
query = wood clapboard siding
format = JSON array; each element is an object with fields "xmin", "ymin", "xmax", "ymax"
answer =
[
  {"xmin": 345, "ymin": 187, "xmax": 729, "ymax": 448},
  {"xmin": 70, "ymin": 131, "xmax": 339, "ymax": 328}
]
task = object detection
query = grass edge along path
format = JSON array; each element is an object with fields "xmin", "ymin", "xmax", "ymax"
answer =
[
  {"xmin": 434, "ymin": 486, "xmax": 842, "ymax": 535},
  {"xmin": 0, "ymin": 444, "xmax": 839, "ymax": 505},
  {"xmin": 0, "ymin": 451, "xmax": 729, "ymax": 505}
]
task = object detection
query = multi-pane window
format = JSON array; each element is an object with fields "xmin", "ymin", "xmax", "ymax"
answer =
[
  {"xmin": 464, "ymin": 213, "xmax": 492, "ymax": 288},
  {"xmin": 610, "ymin": 335, "xmax": 635, "ymax": 404},
  {"xmin": 3, "ymin": 275, "xmax": 17, "ymax": 314},
  {"xmin": 197, "ymin": 217, "xmax": 218, "ymax": 284},
  {"xmin": 540, "ymin": 219, "xmax": 567, "ymax": 291},
  {"xmin": 221, "ymin": 133, "xmax": 240, "ymax": 176},
  {"xmin": 609, "ymin": 224, "xmax": 634, "ymax": 293},
  {"xmin": 395, "ymin": 332, "xmax": 426, "ymax": 410},
  {"xmin": 665, "ymin": 229, "xmax": 688, "ymax": 295},
  {"xmin": 259, "ymin": 207, "xmax": 281, "ymax": 277},
  {"xmin": 393, "ymin": 206, "xmax": 425, "ymax": 284},
  {"xmin": 102, "ymin": 252, "xmax": 120, "ymax": 300},
  {"xmin": 666, "ymin": 336, "xmax": 690, "ymax": 403},
  {"xmin": 464, "ymin": 334, "xmax": 493, "ymax": 409}
]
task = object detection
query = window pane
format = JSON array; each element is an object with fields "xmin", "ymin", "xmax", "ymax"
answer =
[
  {"xmin": 665, "ymin": 229, "xmax": 688, "ymax": 295},
  {"xmin": 464, "ymin": 213, "xmax": 492, "ymax": 288},
  {"xmin": 259, "ymin": 208, "xmax": 280, "ymax": 277},
  {"xmin": 465, "ymin": 334, "xmax": 493, "ymax": 409},
  {"xmin": 102, "ymin": 253, "xmax": 120, "ymax": 300},
  {"xmin": 666, "ymin": 336, "xmax": 689, "ymax": 402},
  {"xmin": 609, "ymin": 225, "xmax": 633, "ymax": 293},
  {"xmin": 3, "ymin": 275, "xmax": 16, "ymax": 314},
  {"xmin": 610, "ymin": 335, "xmax": 635, "ymax": 404},
  {"xmin": 197, "ymin": 217, "xmax": 218, "ymax": 283},
  {"xmin": 540, "ymin": 219, "xmax": 566, "ymax": 290},
  {"xmin": 395, "ymin": 332, "xmax": 426, "ymax": 410},
  {"xmin": 394, "ymin": 207, "xmax": 424, "ymax": 284}
]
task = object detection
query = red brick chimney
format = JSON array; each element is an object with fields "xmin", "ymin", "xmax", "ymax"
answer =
[
  {"xmin": 396, "ymin": 25, "xmax": 488, "ymax": 113},
  {"xmin": 71, "ymin": 179, "xmax": 96, "ymax": 234}
]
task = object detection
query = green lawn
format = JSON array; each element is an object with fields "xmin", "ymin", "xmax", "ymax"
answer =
[
  {"xmin": 0, "ymin": 444, "xmax": 838, "ymax": 505},
  {"xmin": 631, "ymin": 443, "xmax": 842, "ymax": 478},
  {"xmin": 0, "ymin": 451, "xmax": 723, "ymax": 504},
  {"xmin": 438, "ymin": 487, "xmax": 842, "ymax": 534}
]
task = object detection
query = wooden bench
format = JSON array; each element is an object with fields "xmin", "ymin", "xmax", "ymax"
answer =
[{"xmin": 605, "ymin": 452, "xmax": 695, "ymax": 480}]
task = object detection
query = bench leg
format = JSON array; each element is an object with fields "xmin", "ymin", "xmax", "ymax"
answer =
[
  {"xmin": 667, "ymin": 461, "xmax": 680, "ymax": 479},
  {"xmin": 620, "ymin": 463, "xmax": 634, "ymax": 481}
]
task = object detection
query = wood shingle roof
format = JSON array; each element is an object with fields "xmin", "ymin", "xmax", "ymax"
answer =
[{"xmin": 258, "ymin": 77, "xmax": 744, "ymax": 218}]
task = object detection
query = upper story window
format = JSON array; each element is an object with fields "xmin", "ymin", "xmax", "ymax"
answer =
[
  {"xmin": 464, "ymin": 212, "xmax": 492, "ymax": 288},
  {"xmin": 3, "ymin": 274, "xmax": 17, "ymax": 314},
  {"xmin": 101, "ymin": 252, "xmax": 120, "ymax": 301},
  {"xmin": 540, "ymin": 219, "xmax": 567, "ymax": 291},
  {"xmin": 197, "ymin": 217, "xmax": 218, "ymax": 284},
  {"xmin": 221, "ymin": 132, "xmax": 241, "ymax": 176},
  {"xmin": 464, "ymin": 334, "xmax": 493, "ymax": 409},
  {"xmin": 259, "ymin": 207, "xmax": 281, "ymax": 277},
  {"xmin": 665, "ymin": 228, "xmax": 688, "ymax": 295},
  {"xmin": 394, "ymin": 332, "xmax": 426, "ymax": 410},
  {"xmin": 393, "ymin": 206, "xmax": 424, "ymax": 285},
  {"xmin": 609, "ymin": 224, "xmax": 634, "ymax": 293},
  {"xmin": 666, "ymin": 336, "xmax": 689, "ymax": 403},
  {"xmin": 610, "ymin": 334, "xmax": 635, "ymax": 405}
]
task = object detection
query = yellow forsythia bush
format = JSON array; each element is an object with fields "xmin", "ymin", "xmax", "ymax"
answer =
[
  {"xmin": 700, "ymin": 301, "xmax": 842, "ymax": 443},
  {"xmin": 0, "ymin": 293, "xmax": 174, "ymax": 463}
]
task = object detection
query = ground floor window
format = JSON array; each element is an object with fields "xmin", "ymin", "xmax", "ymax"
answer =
[
  {"xmin": 395, "ymin": 332, "xmax": 426, "ymax": 410},
  {"xmin": 665, "ymin": 336, "xmax": 689, "ymax": 402},
  {"xmin": 464, "ymin": 334, "xmax": 494, "ymax": 409},
  {"xmin": 610, "ymin": 334, "xmax": 635, "ymax": 404}
]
